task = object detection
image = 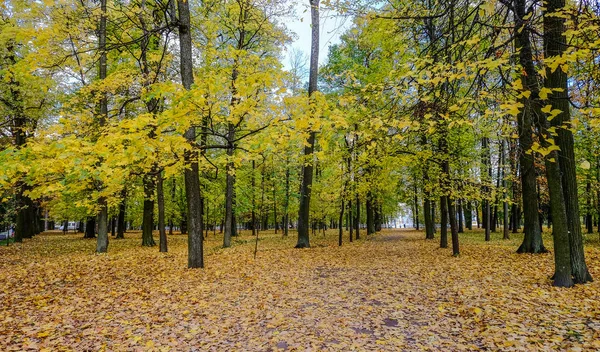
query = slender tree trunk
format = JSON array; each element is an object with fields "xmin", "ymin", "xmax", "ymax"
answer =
[
  {"xmin": 424, "ymin": 198, "xmax": 434, "ymax": 239},
  {"xmin": 142, "ymin": 175, "xmax": 156, "ymax": 247},
  {"xmin": 348, "ymin": 199, "xmax": 353, "ymax": 242},
  {"xmin": 465, "ymin": 200, "xmax": 472, "ymax": 230},
  {"xmin": 586, "ymin": 182, "xmax": 593, "ymax": 234},
  {"xmin": 338, "ymin": 199, "xmax": 344, "ymax": 246},
  {"xmin": 448, "ymin": 197, "xmax": 460, "ymax": 256},
  {"xmin": 224, "ymin": 158, "xmax": 235, "ymax": 248},
  {"xmin": 261, "ymin": 164, "xmax": 266, "ymax": 231},
  {"xmin": 431, "ymin": 199, "xmax": 436, "ymax": 233},
  {"xmin": 296, "ymin": 0, "xmax": 319, "ymax": 248},
  {"xmin": 354, "ymin": 194, "xmax": 360, "ymax": 239},
  {"xmin": 366, "ymin": 191, "xmax": 375, "ymax": 235},
  {"xmin": 458, "ymin": 199, "xmax": 464, "ymax": 233},
  {"xmin": 440, "ymin": 196, "xmax": 448, "ymax": 248},
  {"xmin": 158, "ymin": 173, "xmax": 167, "ymax": 252},
  {"xmin": 413, "ymin": 183, "xmax": 420, "ymax": 230},
  {"xmin": 178, "ymin": 0, "xmax": 203, "ymax": 268},
  {"xmin": 116, "ymin": 189, "xmax": 126, "ymax": 239},
  {"xmin": 284, "ymin": 158, "xmax": 290, "ymax": 236},
  {"xmin": 482, "ymin": 137, "xmax": 491, "ymax": 241},
  {"xmin": 95, "ymin": 0, "xmax": 109, "ymax": 254},
  {"xmin": 492, "ymin": 148, "xmax": 502, "ymax": 233},
  {"xmin": 273, "ymin": 166, "xmax": 278, "ymax": 234},
  {"xmin": 502, "ymin": 140, "xmax": 510, "ymax": 239},
  {"xmin": 252, "ymin": 160, "xmax": 257, "ymax": 237}
]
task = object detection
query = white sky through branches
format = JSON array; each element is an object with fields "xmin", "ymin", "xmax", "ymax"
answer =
[{"xmin": 283, "ymin": 2, "xmax": 351, "ymax": 71}]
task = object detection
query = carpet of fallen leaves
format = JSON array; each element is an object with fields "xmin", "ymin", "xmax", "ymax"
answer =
[{"xmin": 1, "ymin": 228, "xmax": 600, "ymax": 351}]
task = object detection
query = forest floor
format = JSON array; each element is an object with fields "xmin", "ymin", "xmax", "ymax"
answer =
[{"xmin": 1, "ymin": 227, "xmax": 600, "ymax": 351}]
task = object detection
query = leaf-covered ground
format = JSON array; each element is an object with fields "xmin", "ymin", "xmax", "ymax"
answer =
[{"xmin": 1, "ymin": 228, "xmax": 600, "ymax": 351}]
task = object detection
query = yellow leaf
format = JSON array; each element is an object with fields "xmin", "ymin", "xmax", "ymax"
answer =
[
  {"xmin": 539, "ymin": 87, "xmax": 552, "ymax": 100},
  {"xmin": 581, "ymin": 160, "xmax": 591, "ymax": 170}
]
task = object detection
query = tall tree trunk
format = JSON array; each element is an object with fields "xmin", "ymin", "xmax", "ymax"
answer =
[
  {"xmin": 448, "ymin": 197, "xmax": 460, "ymax": 256},
  {"xmin": 284, "ymin": 158, "xmax": 290, "ymax": 236},
  {"xmin": 465, "ymin": 201, "xmax": 472, "ymax": 230},
  {"xmin": 158, "ymin": 173, "xmax": 167, "ymax": 253},
  {"xmin": 375, "ymin": 203, "xmax": 382, "ymax": 231},
  {"xmin": 543, "ymin": 0, "xmax": 591, "ymax": 283},
  {"xmin": 366, "ymin": 191, "xmax": 375, "ymax": 235},
  {"xmin": 354, "ymin": 194, "xmax": 360, "ymax": 239},
  {"xmin": 440, "ymin": 196, "xmax": 448, "ymax": 248},
  {"xmin": 431, "ymin": 199, "xmax": 436, "ymax": 233},
  {"xmin": 457, "ymin": 199, "xmax": 464, "ymax": 233},
  {"xmin": 545, "ymin": 149, "xmax": 574, "ymax": 287},
  {"xmin": 223, "ymin": 157, "xmax": 235, "ymax": 248},
  {"xmin": 261, "ymin": 164, "xmax": 266, "ymax": 231},
  {"xmin": 178, "ymin": 0, "xmax": 203, "ymax": 268},
  {"xmin": 348, "ymin": 199, "xmax": 353, "ymax": 242},
  {"xmin": 95, "ymin": 0, "xmax": 109, "ymax": 254},
  {"xmin": 586, "ymin": 182, "xmax": 593, "ymax": 234},
  {"xmin": 142, "ymin": 175, "xmax": 156, "ymax": 247},
  {"xmin": 514, "ymin": 0, "xmax": 546, "ymax": 253},
  {"xmin": 7, "ymin": 40, "xmax": 34, "ymax": 243},
  {"xmin": 295, "ymin": 0, "xmax": 319, "ymax": 248},
  {"xmin": 413, "ymin": 182, "xmax": 419, "ymax": 230},
  {"xmin": 116, "ymin": 189, "xmax": 126, "ymax": 239},
  {"xmin": 252, "ymin": 160, "xmax": 257, "ymax": 237},
  {"xmin": 84, "ymin": 217, "xmax": 96, "ymax": 239},
  {"xmin": 482, "ymin": 137, "xmax": 491, "ymax": 241},
  {"xmin": 424, "ymin": 198, "xmax": 434, "ymax": 239},
  {"xmin": 273, "ymin": 166, "xmax": 278, "ymax": 234},
  {"xmin": 338, "ymin": 199, "xmax": 344, "ymax": 246},
  {"xmin": 502, "ymin": 140, "xmax": 510, "ymax": 239}
]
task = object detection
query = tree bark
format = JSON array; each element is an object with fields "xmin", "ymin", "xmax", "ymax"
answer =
[
  {"xmin": 142, "ymin": 175, "xmax": 156, "ymax": 247},
  {"xmin": 223, "ymin": 157, "xmax": 235, "ymax": 248},
  {"xmin": 366, "ymin": 191, "xmax": 375, "ymax": 235},
  {"xmin": 95, "ymin": 0, "xmax": 109, "ymax": 254},
  {"xmin": 116, "ymin": 189, "xmax": 126, "ymax": 239},
  {"xmin": 424, "ymin": 198, "xmax": 434, "ymax": 239},
  {"xmin": 178, "ymin": 0, "xmax": 203, "ymax": 268},
  {"xmin": 502, "ymin": 140, "xmax": 510, "ymax": 239},
  {"xmin": 84, "ymin": 217, "xmax": 96, "ymax": 239},
  {"xmin": 338, "ymin": 199, "xmax": 344, "ymax": 246},
  {"xmin": 457, "ymin": 199, "xmax": 464, "ymax": 233},
  {"xmin": 465, "ymin": 200, "xmax": 472, "ymax": 230},
  {"xmin": 514, "ymin": 0, "xmax": 546, "ymax": 254},
  {"xmin": 158, "ymin": 172, "xmax": 167, "ymax": 252},
  {"xmin": 296, "ymin": 0, "xmax": 319, "ymax": 248},
  {"xmin": 354, "ymin": 194, "xmax": 360, "ymax": 239},
  {"xmin": 448, "ymin": 197, "xmax": 460, "ymax": 256},
  {"xmin": 284, "ymin": 158, "xmax": 290, "ymax": 236},
  {"xmin": 440, "ymin": 196, "xmax": 448, "ymax": 248},
  {"xmin": 252, "ymin": 160, "xmax": 257, "ymax": 237},
  {"xmin": 543, "ymin": 0, "xmax": 592, "ymax": 283},
  {"xmin": 482, "ymin": 137, "xmax": 491, "ymax": 241}
]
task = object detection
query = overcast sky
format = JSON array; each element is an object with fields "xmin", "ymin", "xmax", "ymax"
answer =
[{"xmin": 282, "ymin": 2, "xmax": 352, "ymax": 72}]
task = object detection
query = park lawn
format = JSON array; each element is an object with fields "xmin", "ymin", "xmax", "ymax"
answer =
[{"xmin": 1, "ymin": 228, "xmax": 599, "ymax": 351}]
